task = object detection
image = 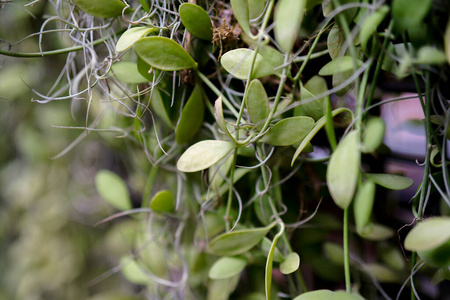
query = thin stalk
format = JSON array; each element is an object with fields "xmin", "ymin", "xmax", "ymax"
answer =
[
  {"xmin": 344, "ymin": 208, "xmax": 351, "ymax": 293},
  {"xmin": 0, "ymin": 30, "xmax": 123, "ymax": 57}
]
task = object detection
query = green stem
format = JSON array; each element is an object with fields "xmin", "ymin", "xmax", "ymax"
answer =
[
  {"xmin": 343, "ymin": 208, "xmax": 351, "ymax": 293},
  {"xmin": 0, "ymin": 30, "xmax": 122, "ymax": 58}
]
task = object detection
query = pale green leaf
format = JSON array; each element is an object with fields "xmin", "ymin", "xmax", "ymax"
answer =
[
  {"xmin": 404, "ymin": 217, "xmax": 450, "ymax": 251},
  {"xmin": 415, "ymin": 46, "xmax": 448, "ymax": 65},
  {"xmin": 323, "ymin": 242, "xmax": 344, "ymax": 266},
  {"xmin": 364, "ymin": 173, "xmax": 413, "ymax": 190},
  {"xmin": 177, "ymin": 140, "xmax": 235, "ymax": 173},
  {"xmin": 274, "ymin": 0, "xmax": 306, "ymax": 53},
  {"xmin": 221, "ymin": 48, "xmax": 278, "ymax": 79},
  {"xmin": 73, "ymin": 0, "xmax": 128, "ymax": 18},
  {"xmin": 175, "ymin": 84, "xmax": 205, "ymax": 144},
  {"xmin": 231, "ymin": 0, "xmax": 252, "ymax": 36},
  {"xmin": 319, "ymin": 56, "xmax": 363, "ymax": 76},
  {"xmin": 116, "ymin": 27, "xmax": 156, "ymax": 52},
  {"xmin": 326, "ymin": 131, "xmax": 360, "ymax": 209},
  {"xmin": 111, "ymin": 62, "xmax": 148, "ymax": 84},
  {"xmin": 358, "ymin": 223, "xmax": 394, "ymax": 241},
  {"xmin": 207, "ymin": 275, "xmax": 240, "ymax": 300},
  {"xmin": 150, "ymin": 190, "xmax": 174, "ymax": 213},
  {"xmin": 261, "ymin": 238, "xmax": 284, "ymax": 263},
  {"xmin": 261, "ymin": 116, "xmax": 315, "ymax": 146},
  {"xmin": 179, "ymin": 3, "xmax": 213, "ymax": 41},
  {"xmin": 133, "ymin": 37, "xmax": 197, "ymax": 71},
  {"xmin": 362, "ymin": 117, "xmax": 385, "ymax": 153},
  {"xmin": 293, "ymin": 290, "xmax": 365, "ymax": 300},
  {"xmin": 379, "ymin": 245, "xmax": 405, "ymax": 271},
  {"xmin": 248, "ymin": 0, "xmax": 266, "ymax": 19},
  {"xmin": 280, "ymin": 252, "xmax": 300, "ymax": 274},
  {"xmin": 301, "ymin": 76, "xmax": 329, "ymax": 120},
  {"xmin": 363, "ymin": 263, "xmax": 400, "ymax": 283},
  {"xmin": 354, "ymin": 181, "xmax": 376, "ymax": 232},
  {"xmin": 246, "ymin": 79, "xmax": 269, "ymax": 127},
  {"xmin": 445, "ymin": 20, "xmax": 450, "ymax": 64},
  {"xmin": 208, "ymin": 256, "xmax": 247, "ymax": 279},
  {"xmin": 120, "ymin": 256, "xmax": 149, "ymax": 285},
  {"xmin": 359, "ymin": 6, "xmax": 389, "ymax": 51},
  {"xmin": 95, "ymin": 170, "xmax": 132, "ymax": 211},
  {"xmin": 207, "ymin": 223, "xmax": 276, "ymax": 256},
  {"xmin": 150, "ymin": 88, "xmax": 173, "ymax": 128}
]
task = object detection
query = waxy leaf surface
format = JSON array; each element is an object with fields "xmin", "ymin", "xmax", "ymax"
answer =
[
  {"xmin": 95, "ymin": 170, "xmax": 132, "ymax": 211},
  {"xmin": 179, "ymin": 3, "xmax": 212, "ymax": 41}
]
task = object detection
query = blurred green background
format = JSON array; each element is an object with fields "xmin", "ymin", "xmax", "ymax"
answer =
[{"xmin": 0, "ymin": 2, "xmax": 140, "ymax": 299}]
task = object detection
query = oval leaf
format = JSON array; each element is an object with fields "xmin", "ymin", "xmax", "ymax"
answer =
[
  {"xmin": 301, "ymin": 76, "xmax": 329, "ymax": 120},
  {"xmin": 208, "ymin": 256, "xmax": 247, "ymax": 279},
  {"xmin": 111, "ymin": 61, "xmax": 148, "ymax": 84},
  {"xmin": 207, "ymin": 223, "xmax": 276, "ymax": 256},
  {"xmin": 359, "ymin": 223, "xmax": 394, "ymax": 241},
  {"xmin": 73, "ymin": 0, "xmax": 127, "ymax": 18},
  {"xmin": 95, "ymin": 170, "xmax": 132, "ymax": 211},
  {"xmin": 175, "ymin": 84, "xmax": 205, "ymax": 144},
  {"xmin": 246, "ymin": 79, "xmax": 269, "ymax": 127},
  {"xmin": 231, "ymin": 0, "xmax": 252, "ymax": 36},
  {"xmin": 177, "ymin": 140, "xmax": 235, "ymax": 173},
  {"xmin": 280, "ymin": 252, "xmax": 300, "ymax": 275},
  {"xmin": 133, "ymin": 37, "xmax": 197, "ymax": 71},
  {"xmin": 120, "ymin": 256, "xmax": 149, "ymax": 285},
  {"xmin": 221, "ymin": 48, "xmax": 278, "ymax": 79},
  {"xmin": 261, "ymin": 116, "xmax": 315, "ymax": 146},
  {"xmin": 294, "ymin": 290, "xmax": 365, "ymax": 300},
  {"xmin": 354, "ymin": 181, "xmax": 376, "ymax": 232},
  {"xmin": 274, "ymin": 0, "xmax": 306, "ymax": 53},
  {"xmin": 150, "ymin": 190, "xmax": 174, "ymax": 213},
  {"xmin": 327, "ymin": 24, "xmax": 344, "ymax": 60},
  {"xmin": 179, "ymin": 3, "xmax": 212, "ymax": 41},
  {"xmin": 326, "ymin": 130, "xmax": 360, "ymax": 209},
  {"xmin": 364, "ymin": 263, "xmax": 399, "ymax": 283},
  {"xmin": 150, "ymin": 88, "xmax": 173, "ymax": 128},
  {"xmin": 404, "ymin": 217, "xmax": 450, "ymax": 251},
  {"xmin": 360, "ymin": 6, "xmax": 389, "ymax": 51},
  {"xmin": 362, "ymin": 117, "xmax": 385, "ymax": 153},
  {"xmin": 319, "ymin": 56, "xmax": 363, "ymax": 76},
  {"xmin": 364, "ymin": 173, "xmax": 413, "ymax": 190},
  {"xmin": 116, "ymin": 27, "xmax": 156, "ymax": 52}
]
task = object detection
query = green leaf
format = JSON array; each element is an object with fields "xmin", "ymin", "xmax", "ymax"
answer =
[
  {"xmin": 363, "ymin": 263, "xmax": 399, "ymax": 283},
  {"xmin": 133, "ymin": 37, "xmax": 197, "ymax": 71},
  {"xmin": 261, "ymin": 238, "xmax": 284, "ymax": 263},
  {"xmin": 179, "ymin": 3, "xmax": 213, "ymax": 41},
  {"xmin": 265, "ymin": 224, "xmax": 284, "ymax": 300},
  {"xmin": 208, "ymin": 155, "xmax": 234, "ymax": 191},
  {"xmin": 248, "ymin": 0, "xmax": 266, "ymax": 19},
  {"xmin": 150, "ymin": 88, "xmax": 173, "ymax": 128},
  {"xmin": 358, "ymin": 223, "xmax": 394, "ymax": 241},
  {"xmin": 362, "ymin": 117, "xmax": 385, "ymax": 153},
  {"xmin": 230, "ymin": 0, "xmax": 252, "ymax": 36},
  {"xmin": 139, "ymin": 0, "xmax": 150, "ymax": 12},
  {"xmin": 137, "ymin": 56, "xmax": 158, "ymax": 82},
  {"xmin": 214, "ymin": 96, "xmax": 237, "ymax": 142},
  {"xmin": 149, "ymin": 190, "xmax": 174, "ymax": 213},
  {"xmin": 207, "ymin": 275, "xmax": 240, "ymax": 300},
  {"xmin": 293, "ymin": 290, "xmax": 365, "ymax": 300},
  {"xmin": 73, "ymin": 0, "xmax": 128, "ymax": 18},
  {"xmin": 116, "ymin": 27, "xmax": 156, "ymax": 52},
  {"xmin": 207, "ymin": 223, "xmax": 276, "ymax": 256},
  {"xmin": 319, "ymin": 56, "xmax": 363, "ymax": 76},
  {"xmin": 175, "ymin": 84, "xmax": 205, "ymax": 144},
  {"xmin": 363, "ymin": 173, "xmax": 413, "ymax": 190},
  {"xmin": 354, "ymin": 181, "xmax": 376, "ymax": 232},
  {"xmin": 291, "ymin": 108, "xmax": 353, "ymax": 164},
  {"xmin": 379, "ymin": 245, "xmax": 405, "ymax": 271},
  {"xmin": 392, "ymin": 0, "xmax": 432, "ymax": 33},
  {"xmin": 326, "ymin": 131, "xmax": 360, "ymax": 209},
  {"xmin": 323, "ymin": 242, "xmax": 344, "ymax": 266},
  {"xmin": 280, "ymin": 252, "xmax": 300, "ymax": 275},
  {"xmin": 246, "ymin": 79, "xmax": 269, "ymax": 127},
  {"xmin": 327, "ymin": 24, "xmax": 343, "ymax": 60},
  {"xmin": 445, "ymin": 20, "xmax": 450, "ymax": 64},
  {"xmin": 274, "ymin": 0, "xmax": 306, "ymax": 53},
  {"xmin": 415, "ymin": 47, "xmax": 448, "ymax": 65},
  {"xmin": 120, "ymin": 256, "xmax": 149, "ymax": 285},
  {"xmin": 111, "ymin": 62, "xmax": 148, "ymax": 84},
  {"xmin": 261, "ymin": 116, "xmax": 315, "ymax": 146},
  {"xmin": 359, "ymin": 6, "xmax": 389, "ymax": 51},
  {"xmin": 258, "ymin": 45, "xmax": 285, "ymax": 74},
  {"xmin": 404, "ymin": 217, "xmax": 450, "ymax": 251},
  {"xmin": 221, "ymin": 48, "xmax": 278, "ymax": 79},
  {"xmin": 95, "ymin": 170, "xmax": 132, "ymax": 211},
  {"xmin": 418, "ymin": 240, "xmax": 450, "ymax": 268},
  {"xmin": 208, "ymin": 256, "xmax": 247, "ymax": 279},
  {"xmin": 177, "ymin": 140, "xmax": 235, "ymax": 173},
  {"xmin": 301, "ymin": 76, "xmax": 329, "ymax": 120}
]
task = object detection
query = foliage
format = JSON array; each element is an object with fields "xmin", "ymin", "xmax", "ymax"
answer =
[{"xmin": 1, "ymin": 0, "xmax": 450, "ymax": 299}]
